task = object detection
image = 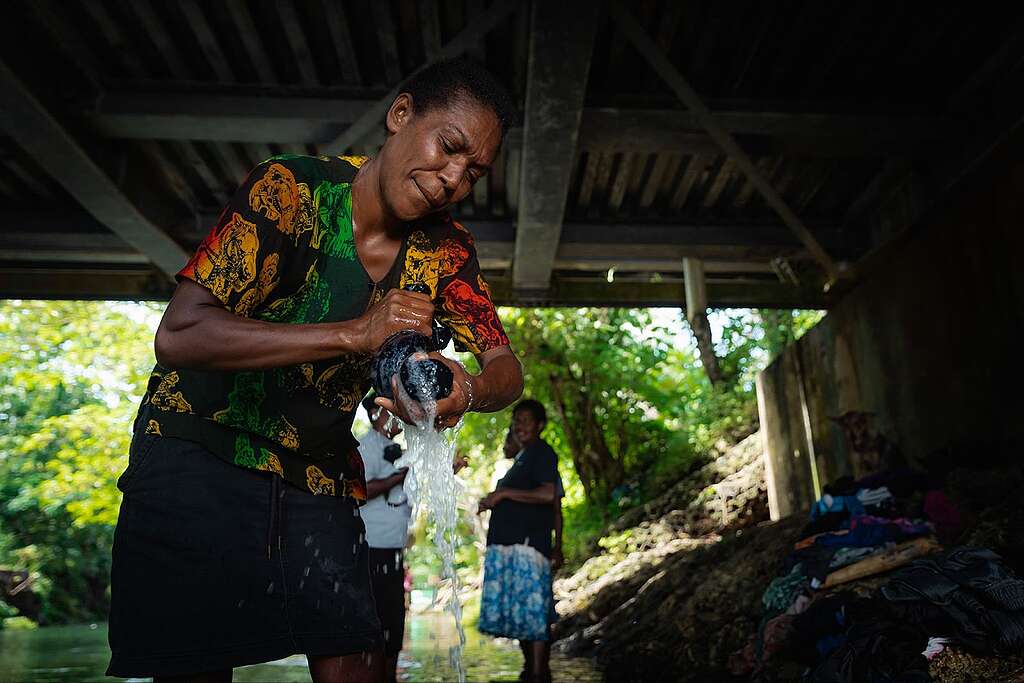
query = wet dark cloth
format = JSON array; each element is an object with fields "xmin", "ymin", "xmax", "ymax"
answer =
[
  {"xmin": 107, "ymin": 435, "xmax": 381, "ymax": 677},
  {"xmin": 134, "ymin": 154, "xmax": 508, "ymax": 501},
  {"xmin": 882, "ymin": 547, "xmax": 1024, "ymax": 654},
  {"xmin": 808, "ymin": 621, "xmax": 931, "ymax": 683},
  {"xmin": 486, "ymin": 440, "xmax": 560, "ymax": 558},
  {"xmin": 368, "ymin": 548, "xmax": 407, "ymax": 657}
]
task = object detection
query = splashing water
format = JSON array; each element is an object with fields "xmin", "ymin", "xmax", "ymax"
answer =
[{"xmin": 393, "ymin": 375, "xmax": 468, "ymax": 683}]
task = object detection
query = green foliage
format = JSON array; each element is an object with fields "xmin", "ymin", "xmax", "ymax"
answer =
[
  {"xmin": 0, "ymin": 299, "xmax": 825, "ymax": 625},
  {"xmin": 0, "ymin": 300, "xmax": 161, "ymax": 624}
]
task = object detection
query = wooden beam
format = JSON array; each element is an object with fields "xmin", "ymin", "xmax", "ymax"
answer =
[
  {"xmin": 319, "ymin": 0, "xmax": 519, "ymax": 155},
  {"xmin": 608, "ymin": 0, "xmax": 840, "ymax": 283},
  {"xmin": 90, "ymin": 92, "xmax": 376, "ymax": 143},
  {"xmin": 321, "ymin": 0, "xmax": 361, "ymax": 85},
  {"xmin": 512, "ymin": 1, "xmax": 598, "ymax": 291},
  {"xmin": 0, "ymin": 267, "xmax": 173, "ymax": 301},
  {"xmin": 682, "ymin": 258, "xmax": 707, "ymax": 323},
  {"xmin": 277, "ymin": 0, "xmax": 319, "ymax": 85},
  {"xmin": 487, "ymin": 276, "xmax": 832, "ymax": 309},
  {"xmin": 0, "ymin": 60, "xmax": 188, "ymax": 279},
  {"xmin": 371, "ymin": 1, "xmax": 403, "ymax": 85},
  {"xmin": 179, "ymin": 0, "xmax": 235, "ymax": 83},
  {"xmin": 224, "ymin": 0, "xmax": 277, "ymax": 83},
  {"xmin": 89, "ymin": 92, "xmax": 958, "ymax": 157}
]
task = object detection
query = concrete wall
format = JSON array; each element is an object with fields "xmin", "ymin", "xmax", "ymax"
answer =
[{"xmin": 757, "ymin": 140, "xmax": 1024, "ymax": 520}]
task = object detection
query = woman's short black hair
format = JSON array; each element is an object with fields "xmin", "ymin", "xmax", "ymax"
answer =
[
  {"xmin": 398, "ymin": 57, "xmax": 518, "ymax": 136},
  {"xmin": 513, "ymin": 399, "xmax": 547, "ymax": 426}
]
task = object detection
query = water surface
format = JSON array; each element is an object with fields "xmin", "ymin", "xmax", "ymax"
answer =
[{"xmin": 0, "ymin": 613, "xmax": 602, "ymax": 682}]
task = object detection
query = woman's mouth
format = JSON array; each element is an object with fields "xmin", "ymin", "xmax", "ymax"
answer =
[{"xmin": 413, "ymin": 180, "xmax": 444, "ymax": 209}]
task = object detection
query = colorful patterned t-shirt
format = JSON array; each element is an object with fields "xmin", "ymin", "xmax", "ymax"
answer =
[{"xmin": 134, "ymin": 155, "xmax": 509, "ymax": 501}]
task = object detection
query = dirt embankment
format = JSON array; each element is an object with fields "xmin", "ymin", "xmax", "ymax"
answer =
[
  {"xmin": 553, "ymin": 432, "xmax": 787, "ymax": 681},
  {"xmin": 553, "ymin": 435, "xmax": 1024, "ymax": 682}
]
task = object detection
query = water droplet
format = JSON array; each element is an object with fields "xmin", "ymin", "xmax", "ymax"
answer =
[
  {"xmin": 304, "ymin": 534, "xmax": 313, "ymax": 547},
  {"xmin": 237, "ymin": 599, "xmax": 245, "ymax": 609},
  {"xmin": 314, "ymin": 548, "xmax": 320, "ymax": 557},
  {"xmin": 266, "ymin": 582, "xmax": 274, "ymax": 595},
  {"xmin": 304, "ymin": 566, "xmax": 310, "ymax": 577},
  {"xmin": 298, "ymin": 579, "xmax": 305, "ymax": 590},
  {"xmin": 333, "ymin": 581, "xmax": 340, "ymax": 593}
]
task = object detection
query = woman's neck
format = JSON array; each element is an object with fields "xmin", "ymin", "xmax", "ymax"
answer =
[{"xmin": 351, "ymin": 158, "xmax": 402, "ymax": 239}]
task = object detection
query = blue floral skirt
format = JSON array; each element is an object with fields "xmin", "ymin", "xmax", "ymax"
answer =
[{"xmin": 478, "ymin": 544, "xmax": 554, "ymax": 641}]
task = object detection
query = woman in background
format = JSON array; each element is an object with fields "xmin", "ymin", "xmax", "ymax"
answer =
[{"xmin": 478, "ymin": 399, "xmax": 563, "ymax": 683}]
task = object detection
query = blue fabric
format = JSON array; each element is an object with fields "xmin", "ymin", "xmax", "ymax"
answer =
[
  {"xmin": 478, "ymin": 544, "xmax": 553, "ymax": 641},
  {"xmin": 810, "ymin": 494, "xmax": 865, "ymax": 521}
]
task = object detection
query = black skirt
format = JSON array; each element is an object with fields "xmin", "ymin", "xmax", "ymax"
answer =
[{"xmin": 107, "ymin": 434, "xmax": 382, "ymax": 677}]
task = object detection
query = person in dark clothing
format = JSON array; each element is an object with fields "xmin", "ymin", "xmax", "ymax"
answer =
[
  {"xmin": 477, "ymin": 400, "xmax": 564, "ymax": 683},
  {"xmin": 107, "ymin": 57, "xmax": 524, "ymax": 683}
]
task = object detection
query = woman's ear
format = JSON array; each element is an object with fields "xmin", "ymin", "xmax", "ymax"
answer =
[{"xmin": 386, "ymin": 93, "xmax": 414, "ymax": 135}]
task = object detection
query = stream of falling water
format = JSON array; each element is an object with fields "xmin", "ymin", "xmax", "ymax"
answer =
[{"xmin": 391, "ymin": 381, "xmax": 467, "ymax": 683}]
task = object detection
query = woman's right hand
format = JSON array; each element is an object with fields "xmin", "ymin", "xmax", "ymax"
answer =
[{"xmin": 351, "ymin": 288, "xmax": 434, "ymax": 354}]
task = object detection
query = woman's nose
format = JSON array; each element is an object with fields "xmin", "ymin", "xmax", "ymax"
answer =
[{"xmin": 438, "ymin": 163, "xmax": 463, "ymax": 192}]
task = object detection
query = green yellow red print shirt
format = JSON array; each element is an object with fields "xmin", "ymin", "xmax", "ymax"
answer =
[{"xmin": 134, "ymin": 155, "xmax": 509, "ymax": 501}]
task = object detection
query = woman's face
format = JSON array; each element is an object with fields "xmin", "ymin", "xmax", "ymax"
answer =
[
  {"xmin": 512, "ymin": 409, "xmax": 544, "ymax": 448},
  {"xmin": 376, "ymin": 93, "xmax": 502, "ymax": 222}
]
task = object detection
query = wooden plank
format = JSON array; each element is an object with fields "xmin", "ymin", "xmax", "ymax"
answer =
[
  {"xmin": 224, "ymin": 0, "xmax": 277, "ymax": 83},
  {"xmin": 320, "ymin": 0, "xmax": 519, "ymax": 155},
  {"xmin": 682, "ymin": 258, "xmax": 707, "ymax": 323},
  {"xmin": 0, "ymin": 267, "xmax": 173, "ymax": 301},
  {"xmin": 89, "ymin": 91, "xmax": 959, "ymax": 156},
  {"xmin": 371, "ymin": 1, "xmax": 403, "ymax": 85},
  {"xmin": 574, "ymin": 152, "xmax": 599, "ymax": 213},
  {"xmin": 168, "ymin": 141, "xmax": 228, "ymax": 206},
  {"xmin": 609, "ymin": 0, "xmax": 840, "ymax": 283},
  {"xmin": 418, "ymin": 0, "xmax": 443, "ymax": 61},
  {"xmin": 277, "ymin": 0, "xmax": 319, "ymax": 85},
  {"xmin": 81, "ymin": 0, "xmax": 148, "ymax": 78},
  {"xmin": 734, "ymin": 157, "xmax": 773, "ymax": 211},
  {"xmin": 669, "ymin": 154, "xmax": 708, "ymax": 212},
  {"xmin": 29, "ymin": 0, "xmax": 103, "ymax": 90},
  {"xmin": 486, "ymin": 277, "xmax": 832, "ymax": 309},
  {"xmin": 129, "ymin": 0, "xmax": 191, "ymax": 80},
  {"xmin": 606, "ymin": 152, "xmax": 635, "ymax": 215},
  {"xmin": 207, "ymin": 143, "xmax": 250, "ymax": 189},
  {"xmin": 512, "ymin": 1, "xmax": 599, "ymax": 290},
  {"xmin": 702, "ymin": 157, "xmax": 735, "ymax": 209},
  {"xmin": 321, "ymin": 0, "xmax": 361, "ymax": 85},
  {"xmin": 587, "ymin": 152, "xmax": 615, "ymax": 218},
  {"xmin": 90, "ymin": 92, "xmax": 376, "ymax": 143},
  {"xmin": 638, "ymin": 153, "xmax": 673, "ymax": 211},
  {"xmin": 3, "ymin": 159, "xmax": 55, "ymax": 199},
  {"xmin": 179, "ymin": 0, "xmax": 235, "ymax": 82},
  {"xmin": 0, "ymin": 59, "xmax": 188, "ymax": 279}
]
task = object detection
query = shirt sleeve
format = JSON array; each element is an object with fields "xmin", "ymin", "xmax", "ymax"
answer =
[
  {"xmin": 358, "ymin": 437, "xmax": 381, "ymax": 481},
  {"xmin": 528, "ymin": 444, "xmax": 558, "ymax": 488},
  {"xmin": 177, "ymin": 158, "xmax": 313, "ymax": 317},
  {"xmin": 434, "ymin": 219, "xmax": 510, "ymax": 355}
]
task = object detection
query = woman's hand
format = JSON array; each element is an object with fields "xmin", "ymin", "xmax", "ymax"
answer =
[
  {"xmin": 374, "ymin": 352, "xmax": 475, "ymax": 430},
  {"xmin": 477, "ymin": 489, "xmax": 504, "ymax": 513},
  {"xmin": 430, "ymin": 353, "xmax": 475, "ymax": 430},
  {"xmin": 351, "ymin": 288, "xmax": 434, "ymax": 354}
]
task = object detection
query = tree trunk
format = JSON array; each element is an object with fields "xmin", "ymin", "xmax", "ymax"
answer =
[{"xmin": 688, "ymin": 310, "xmax": 724, "ymax": 385}]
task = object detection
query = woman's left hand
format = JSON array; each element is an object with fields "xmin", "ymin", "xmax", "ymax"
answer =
[{"xmin": 428, "ymin": 353, "xmax": 475, "ymax": 430}]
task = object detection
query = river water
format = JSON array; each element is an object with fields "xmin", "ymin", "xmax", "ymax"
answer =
[{"xmin": 0, "ymin": 613, "xmax": 602, "ymax": 682}]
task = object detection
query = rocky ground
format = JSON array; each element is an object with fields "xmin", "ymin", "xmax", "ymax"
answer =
[{"xmin": 552, "ymin": 434, "xmax": 1024, "ymax": 682}]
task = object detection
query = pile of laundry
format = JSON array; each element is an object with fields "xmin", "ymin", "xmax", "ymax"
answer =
[{"xmin": 731, "ymin": 469, "xmax": 1024, "ymax": 682}]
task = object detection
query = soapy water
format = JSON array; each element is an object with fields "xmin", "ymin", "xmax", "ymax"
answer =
[{"xmin": 388, "ymin": 361, "xmax": 468, "ymax": 683}]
